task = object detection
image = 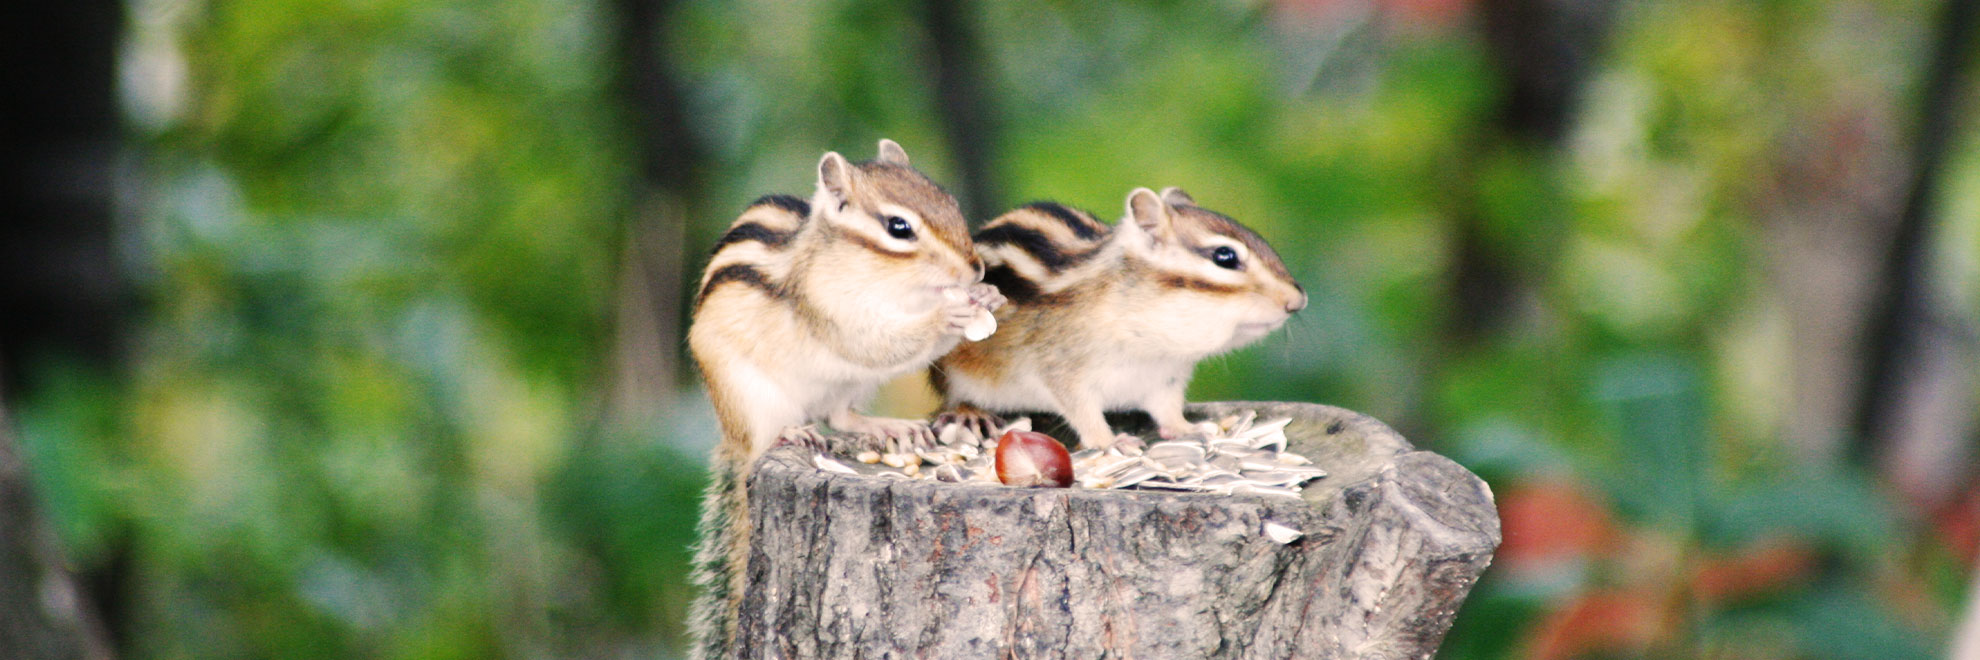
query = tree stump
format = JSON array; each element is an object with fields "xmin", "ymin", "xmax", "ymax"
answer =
[{"xmin": 738, "ymin": 401, "xmax": 1499, "ymax": 659}]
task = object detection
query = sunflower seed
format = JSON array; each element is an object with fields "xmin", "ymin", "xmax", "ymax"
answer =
[
  {"xmin": 1196, "ymin": 473, "xmax": 1243, "ymax": 488},
  {"xmin": 1239, "ymin": 417, "xmax": 1292, "ymax": 439},
  {"xmin": 813, "ymin": 455, "xmax": 859, "ymax": 475},
  {"xmin": 1238, "ymin": 470, "xmax": 1307, "ymax": 487},
  {"xmin": 1230, "ymin": 483, "xmax": 1304, "ymax": 500},
  {"xmin": 1219, "ymin": 411, "xmax": 1253, "ymax": 433},
  {"xmin": 1263, "ymin": 521, "xmax": 1303, "ymax": 544},
  {"xmin": 819, "ymin": 408, "xmax": 1329, "ymax": 498},
  {"xmin": 1094, "ymin": 456, "xmax": 1144, "ymax": 478},
  {"xmin": 937, "ymin": 423, "xmax": 975, "ymax": 449},
  {"xmin": 1145, "ymin": 442, "xmax": 1205, "ymax": 463},
  {"xmin": 963, "ymin": 309, "xmax": 997, "ymax": 342},
  {"xmin": 933, "ymin": 464, "xmax": 964, "ymax": 482},
  {"xmin": 1207, "ymin": 437, "xmax": 1254, "ymax": 453},
  {"xmin": 1239, "ymin": 457, "xmax": 1287, "ymax": 472},
  {"xmin": 1135, "ymin": 479, "xmax": 1211, "ymax": 492},
  {"xmin": 1111, "ymin": 466, "xmax": 1161, "ymax": 488}
]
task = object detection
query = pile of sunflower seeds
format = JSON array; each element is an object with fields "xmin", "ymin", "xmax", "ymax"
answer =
[{"xmin": 811, "ymin": 410, "xmax": 1327, "ymax": 499}]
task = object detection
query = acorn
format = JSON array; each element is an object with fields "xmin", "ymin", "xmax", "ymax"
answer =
[{"xmin": 994, "ymin": 430, "xmax": 1073, "ymax": 488}]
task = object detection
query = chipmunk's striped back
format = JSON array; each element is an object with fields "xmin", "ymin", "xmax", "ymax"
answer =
[
  {"xmin": 975, "ymin": 201, "xmax": 1109, "ymax": 303},
  {"xmin": 696, "ymin": 194, "xmax": 810, "ymax": 306}
]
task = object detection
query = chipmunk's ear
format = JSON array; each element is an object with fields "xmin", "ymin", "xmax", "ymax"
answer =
[
  {"xmin": 1159, "ymin": 186, "xmax": 1195, "ymax": 208},
  {"xmin": 1123, "ymin": 187, "xmax": 1177, "ymax": 245},
  {"xmin": 876, "ymin": 138, "xmax": 910, "ymax": 166},
  {"xmin": 818, "ymin": 151, "xmax": 855, "ymax": 202}
]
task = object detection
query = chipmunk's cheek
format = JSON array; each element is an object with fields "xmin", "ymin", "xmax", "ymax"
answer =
[
  {"xmin": 898, "ymin": 285, "xmax": 942, "ymax": 311},
  {"xmin": 927, "ymin": 258, "xmax": 975, "ymax": 289}
]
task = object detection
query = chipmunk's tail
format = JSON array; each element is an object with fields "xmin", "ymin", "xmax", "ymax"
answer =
[{"xmin": 687, "ymin": 450, "xmax": 749, "ymax": 660}]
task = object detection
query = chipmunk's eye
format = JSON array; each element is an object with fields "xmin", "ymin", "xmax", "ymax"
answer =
[
  {"xmin": 1211, "ymin": 245, "xmax": 1240, "ymax": 269},
  {"xmin": 885, "ymin": 216, "xmax": 915, "ymax": 240}
]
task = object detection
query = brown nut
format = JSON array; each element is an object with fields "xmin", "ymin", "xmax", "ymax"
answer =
[{"xmin": 994, "ymin": 430, "xmax": 1073, "ymax": 488}]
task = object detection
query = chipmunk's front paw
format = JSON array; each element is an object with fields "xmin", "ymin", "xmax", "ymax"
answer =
[
  {"xmin": 1082, "ymin": 433, "xmax": 1146, "ymax": 452},
  {"xmin": 774, "ymin": 425, "xmax": 829, "ymax": 452},
  {"xmin": 941, "ymin": 286, "xmax": 999, "ymax": 340},
  {"xmin": 940, "ymin": 289, "xmax": 979, "ymax": 332},
  {"xmin": 832, "ymin": 413, "xmax": 936, "ymax": 455},
  {"xmin": 965, "ymin": 282, "xmax": 1006, "ymax": 313},
  {"xmin": 932, "ymin": 405, "xmax": 1006, "ymax": 440}
]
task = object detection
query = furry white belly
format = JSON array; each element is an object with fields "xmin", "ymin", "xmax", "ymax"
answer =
[
  {"xmin": 945, "ymin": 362, "xmax": 1188, "ymax": 413},
  {"xmin": 943, "ymin": 371, "xmax": 1058, "ymax": 412},
  {"xmin": 735, "ymin": 354, "xmax": 896, "ymax": 431},
  {"xmin": 759, "ymin": 341, "xmax": 929, "ymax": 411}
]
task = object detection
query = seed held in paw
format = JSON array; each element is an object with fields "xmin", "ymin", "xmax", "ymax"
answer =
[{"xmin": 963, "ymin": 309, "xmax": 997, "ymax": 341}]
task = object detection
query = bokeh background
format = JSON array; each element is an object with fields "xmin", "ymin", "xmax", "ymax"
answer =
[{"xmin": 4, "ymin": 0, "xmax": 1979, "ymax": 658}]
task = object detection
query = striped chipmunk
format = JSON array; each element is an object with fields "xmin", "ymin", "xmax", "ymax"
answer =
[
  {"xmin": 933, "ymin": 187, "xmax": 1306, "ymax": 450},
  {"xmin": 684, "ymin": 139, "xmax": 1002, "ymax": 660}
]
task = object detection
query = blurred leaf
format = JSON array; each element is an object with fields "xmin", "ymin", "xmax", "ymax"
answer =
[
  {"xmin": 11, "ymin": 362, "xmax": 130, "ymax": 564},
  {"xmin": 1786, "ymin": 588, "xmax": 1937, "ymax": 660},
  {"xmin": 1591, "ymin": 352, "xmax": 1705, "ymax": 529},
  {"xmin": 1706, "ymin": 470, "xmax": 1900, "ymax": 560},
  {"xmin": 546, "ymin": 432, "xmax": 706, "ymax": 641}
]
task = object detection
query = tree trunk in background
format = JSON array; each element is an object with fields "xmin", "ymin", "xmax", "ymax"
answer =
[
  {"xmin": 0, "ymin": 0, "xmax": 129, "ymax": 401},
  {"xmin": 1849, "ymin": 0, "xmax": 1979, "ymax": 506},
  {"xmin": 1445, "ymin": 0, "xmax": 1614, "ymax": 344},
  {"xmin": 917, "ymin": 0, "xmax": 1002, "ymax": 222},
  {"xmin": 609, "ymin": 0, "xmax": 701, "ymax": 426},
  {"xmin": 0, "ymin": 1, "xmax": 130, "ymax": 656},
  {"xmin": 1760, "ymin": 0, "xmax": 1977, "ymax": 479}
]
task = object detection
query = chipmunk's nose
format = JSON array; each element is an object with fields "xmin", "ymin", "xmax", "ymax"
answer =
[{"xmin": 1285, "ymin": 287, "xmax": 1308, "ymax": 314}]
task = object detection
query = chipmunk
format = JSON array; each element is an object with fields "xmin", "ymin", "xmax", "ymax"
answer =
[
  {"xmin": 933, "ymin": 187, "xmax": 1306, "ymax": 450},
  {"xmin": 685, "ymin": 139, "xmax": 999, "ymax": 660}
]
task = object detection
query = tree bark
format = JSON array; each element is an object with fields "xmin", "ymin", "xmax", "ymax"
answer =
[
  {"xmin": 0, "ymin": 0, "xmax": 129, "ymax": 404},
  {"xmin": 0, "ymin": 1, "xmax": 132, "ymax": 653},
  {"xmin": 608, "ymin": 0, "xmax": 699, "ymax": 424},
  {"xmin": 1442, "ymin": 0, "xmax": 1615, "ymax": 344},
  {"xmin": 1849, "ymin": 0, "xmax": 1979, "ymax": 486},
  {"xmin": 736, "ymin": 402, "xmax": 1499, "ymax": 659},
  {"xmin": 916, "ymin": 0, "xmax": 1002, "ymax": 221}
]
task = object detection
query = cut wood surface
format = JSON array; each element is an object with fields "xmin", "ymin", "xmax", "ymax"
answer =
[{"xmin": 738, "ymin": 401, "xmax": 1499, "ymax": 659}]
